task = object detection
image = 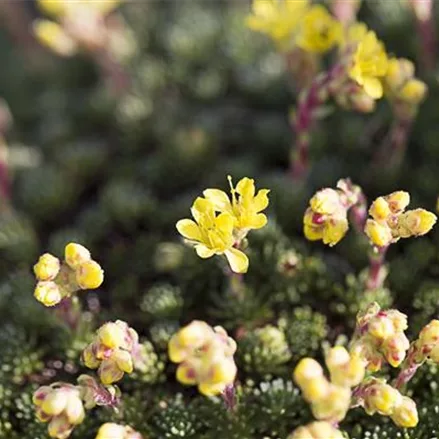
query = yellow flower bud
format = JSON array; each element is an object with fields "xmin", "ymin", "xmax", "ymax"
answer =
[
  {"xmin": 382, "ymin": 333, "xmax": 409, "ymax": 367},
  {"xmin": 365, "ymin": 382, "xmax": 401, "ymax": 415},
  {"xmin": 391, "ymin": 396, "xmax": 419, "ymax": 428},
  {"xmin": 76, "ymin": 260, "xmax": 104, "ymax": 289},
  {"xmin": 198, "ymin": 381, "xmax": 227, "ymax": 396},
  {"xmin": 303, "ymin": 224, "xmax": 324, "ymax": 241},
  {"xmin": 419, "ymin": 320, "xmax": 439, "ymax": 345},
  {"xmin": 429, "ymin": 344, "xmax": 439, "ymax": 363},
  {"xmin": 385, "ymin": 191, "xmax": 410, "ymax": 214},
  {"xmin": 399, "ymin": 79, "xmax": 427, "ymax": 104},
  {"xmin": 311, "ymin": 384, "xmax": 351, "ymax": 421},
  {"xmin": 176, "ymin": 362, "xmax": 198, "ymax": 385},
  {"xmin": 99, "ymin": 358, "xmax": 125, "ymax": 385},
  {"xmin": 41, "ymin": 390, "xmax": 68, "ymax": 416},
  {"xmin": 294, "ymin": 358, "xmax": 324, "ymax": 389},
  {"xmin": 113, "ymin": 349, "xmax": 134, "ymax": 373},
  {"xmin": 368, "ymin": 316, "xmax": 395, "ymax": 340},
  {"xmin": 209, "ymin": 358, "xmax": 237, "ymax": 385},
  {"xmin": 364, "ymin": 219, "xmax": 393, "ymax": 247},
  {"xmin": 34, "ymin": 281, "xmax": 62, "ymax": 307},
  {"xmin": 327, "ymin": 347, "xmax": 365, "ymax": 388},
  {"xmin": 96, "ymin": 423, "xmax": 126, "ymax": 439},
  {"xmin": 398, "ymin": 208, "xmax": 437, "ymax": 237},
  {"xmin": 369, "ymin": 197, "xmax": 391, "ymax": 221},
  {"xmin": 98, "ymin": 323, "xmax": 125, "ymax": 349},
  {"xmin": 82, "ymin": 344, "xmax": 100, "ymax": 369},
  {"xmin": 33, "ymin": 253, "xmax": 60, "ymax": 281},
  {"xmin": 301, "ymin": 376, "xmax": 330, "ymax": 403},
  {"xmin": 64, "ymin": 243, "xmax": 91, "ymax": 270},
  {"xmin": 289, "ymin": 421, "xmax": 344, "ymax": 439}
]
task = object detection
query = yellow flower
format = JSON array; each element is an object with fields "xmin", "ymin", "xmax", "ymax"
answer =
[
  {"xmin": 203, "ymin": 176, "xmax": 270, "ymax": 232},
  {"xmin": 349, "ymin": 31, "xmax": 388, "ymax": 99},
  {"xmin": 296, "ymin": 5, "xmax": 342, "ymax": 54},
  {"xmin": 95, "ymin": 423, "xmax": 142, "ymax": 439},
  {"xmin": 364, "ymin": 382, "xmax": 401, "ymax": 415},
  {"xmin": 364, "ymin": 219, "xmax": 393, "ymax": 247},
  {"xmin": 33, "ymin": 19, "xmax": 77, "ymax": 57},
  {"xmin": 246, "ymin": 0, "xmax": 309, "ymax": 49},
  {"xmin": 419, "ymin": 319, "xmax": 439, "ymax": 345},
  {"xmin": 176, "ymin": 197, "xmax": 249, "ymax": 273},
  {"xmin": 340, "ymin": 21, "xmax": 368, "ymax": 48},
  {"xmin": 325, "ymin": 346, "xmax": 365, "ymax": 388},
  {"xmin": 396, "ymin": 208, "xmax": 437, "ymax": 238},
  {"xmin": 34, "ymin": 253, "xmax": 61, "ymax": 281}
]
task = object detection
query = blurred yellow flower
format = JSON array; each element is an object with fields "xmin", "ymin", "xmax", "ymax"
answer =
[
  {"xmin": 349, "ymin": 31, "xmax": 388, "ymax": 99},
  {"xmin": 296, "ymin": 5, "xmax": 342, "ymax": 54},
  {"xmin": 246, "ymin": 0, "xmax": 309, "ymax": 49}
]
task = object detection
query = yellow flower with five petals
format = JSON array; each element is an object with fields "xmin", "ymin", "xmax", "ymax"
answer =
[
  {"xmin": 176, "ymin": 197, "xmax": 249, "ymax": 273},
  {"xmin": 348, "ymin": 31, "xmax": 388, "ymax": 99}
]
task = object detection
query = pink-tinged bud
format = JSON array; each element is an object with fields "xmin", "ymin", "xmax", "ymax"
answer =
[
  {"xmin": 64, "ymin": 243, "xmax": 91, "ymax": 270},
  {"xmin": 34, "ymin": 281, "xmax": 63, "ymax": 307},
  {"xmin": 34, "ymin": 253, "xmax": 61, "ymax": 281}
]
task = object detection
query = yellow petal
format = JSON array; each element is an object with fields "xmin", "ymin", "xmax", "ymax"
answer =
[
  {"xmin": 224, "ymin": 248, "xmax": 249, "ymax": 273},
  {"xmin": 236, "ymin": 177, "xmax": 256, "ymax": 200},
  {"xmin": 203, "ymin": 189, "xmax": 232, "ymax": 212},
  {"xmin": 191, "ymin": 197, "xmax": 215, "ymax": 227},
  {"xmin": 214, "ymin": 212, "xmax": 234, "ymax": 237},
  {"xmin": 176, "ymin": 363, "xmax": 198, "ymax": 385},
  {"xmin": 304, "ymin": 224, "xmax": 324, "ymax": 241},
  {"xmin": 362, "ymin": 76, "xmax": 384, "ymax": 99},
  {"xmin": 195, "ymin": 244, "xmax": 215, "ymax": 259},
  {"xmin": 176, "ymin": 219, "xmax": 202, "ymax": 241},
  {"xmin": 248, "ymin": 213, "xmax": 268, "ymax": 229},
  {"xmin": 37, "ymin": 0, "xmax": 67, "ymax": 16},
  {"xmin": 198, "ymin": 381, "xmax": 226, "ymax": 396},
  {"xmin": 253, "ymin": 189, "xmax": 270, "ymax": 212},
  {"xmin": 33, "ymin": 19, "xmax": 77, "ymax": 57}
]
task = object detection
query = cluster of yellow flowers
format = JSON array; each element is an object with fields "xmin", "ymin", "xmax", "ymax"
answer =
[
  {"xmin": 304, "ymin": 184, "xmax": 437, "ymax": 248},
  {"xmin": 33, "ymin": 0, "xmax": 121, "ymax": 56},
  {"xmin": 33, "ymin": 383, "xmax": 85, "ymax": 439},
  {"xmin": 365, "ymin": 191, "xmax": 437, "ymax": 248},
  {"xmin": 246, "ymin": 0, "xmax": 427, "ymax": 108},
  {"xmin": 350, "ymin": 302, "xmax": 410, "ymax": 371},
  {"xmin": 246, "ymin": 0, "xmax": 341, "ymax": 53},
  {"xmin": 303, "ymin": 179, "xmax": 362, "ymax": 246},
  {"xmin": 168, "ymin": 320, "xmax": 237, "ymax": 396},
  {"xmin": 33, "ymin": 243, "xmax": 104, "ymax": 307},
  {"xmin": 96, "ymin": 423, "xmax": 143, "ymax": 439},
  {"xmin": 384, "ymin": 58, "xmax": 428, "ymax": 117},
  {"xmin": 82, "ymin": 320, "xmax": 139, "ymax": 385},
  {"xmin": 288, "ymin": 421, "xmax": 344, "ymax": 439},
  {"xmin": 176, "ymin": 176, "xmax": 269, "ymax": 273},
  {"xmin": 293, "ymin": 346, "xmax": 365, "ymax": 424},
  {"xmin": 358, "ymin": 377, "xmax": 418, "ymax": 427}
]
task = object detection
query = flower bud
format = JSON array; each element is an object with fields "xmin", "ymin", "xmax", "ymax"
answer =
[
  {"xmin": 364, "ymin": 219, "xmax": 393, "ymax": 247},
  {"xmin": 419, "ymin": 320, "xmax": 439, "ymax": 345},
  {"xmin": 397, "ymin": 208, "xmax": 437, "ymax": 238},
  {"xmin": 76, "ymin": 260, "xmax": 104, "ymax": 289},
  {"xmin": 385, "ymin": 191, "xmax": 410, "ymax": 214},
  {"xmin": 310, "ymin": 189, "xmax": 341, "ymax": 215},
  {"xmin": 34, "ymin": 253, "xmax": 61, "ymax": 281},
  {"xmin": 368, "ymin": 316, "xmax": 395, "ymax": 340},
  {"xmin": 391, "ymin": 396, "xmax": 419, "ymax": 428},
  {"xmin": 311, "ymin": 384, "xmax": 351, "ymax": 421},
  {"xmin": 399, "ymin": 79, "xmax": 427, "ymax": 104},
  {"xmin": 64, "ymin": 243, "xmax": 91, "ymax": 269},
  {"xmin": 34, "ymin": 281, "xmax": 63, "ymax": 307},
  {"xmin": 364, "ymin": 382, "xmax": 401, "ymax": 415},
  {"xmin": 294, "ymin": 358, "xmax": 324, "ymax": 389},
  {"xmin": 289, "ymin": 421, "xmax": 344, "ymax": 439},
  {"xmin": 369, "ymin": 197, "xmax": 391, "ymax": 221},
  {"xmin": 98, "ymin": 323, "xmax": 125, "ymax": 349}
]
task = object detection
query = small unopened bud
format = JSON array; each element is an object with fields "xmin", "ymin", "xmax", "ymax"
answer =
[
  {"xmin": 364, "ymin": 219, "xmax": 393, "ymax": 247},
  {"xmin": 76, "ymin": 260, "xmax": 104, "ymax": 289},
  {"xmin": 391, "ymin": 396, "xmax": 419, "ymax": 428},
  {"xmin": 34, "ymin": 281, "xmax": 63, "ymax": 307},
  {"xmin": 64, "ymin": 243, "xmax": 91, "ymax": 270},
  {"xmin": 34, "ymin": 253, "xmax": 61, "ymax": 281}
]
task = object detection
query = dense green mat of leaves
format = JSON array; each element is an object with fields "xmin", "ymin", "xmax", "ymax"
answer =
[{"xmin": 1, "ymin": 1, "xmax": 439, "ymax": 438}]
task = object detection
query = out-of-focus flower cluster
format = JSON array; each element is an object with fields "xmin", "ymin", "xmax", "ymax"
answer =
[
  {"xmin": 33, "ymin": 243, "xmax": 104, "ymax": 307},
  {"xmin": 82, "ymin": 320, "xmax": 139, "ymax": 385},
  {"xmin": 176, "ymin": 176, "xmax": 269, "ymax": 273},
  {"xmin": 354, "ymin": 377, "xmax": 418, "ymax": 427},
  {"xmin": 303, "ymin": 178, "xmax": 362, "ymax": 246},
  {"xmin": 33, "ymin": 383, "xmax": 85, "ymax": 439},
  {"xmin": 288, "ymin": 421, "xmax": 344, "ymax": 439},
  {"xmin": 95, "ymin": 423, "xmax": 143, "ymax": 439},
  {"xmin": 350, "ymin": 302, "xmax": 409, "ymax": 371},
  {"xmin": 168, "ymin": 320, "xmax": 237, "ymax": 396},
  {"xmin": 33, "ymin": 0, "xmax": 132, "ymax": 57},
  {"xmin": 293, "ymin": 346, "xmax": 365, "ymax": 423},
  {"xmin": 365, "ymin": 191, "xmax": 437, "ymax": 248}
]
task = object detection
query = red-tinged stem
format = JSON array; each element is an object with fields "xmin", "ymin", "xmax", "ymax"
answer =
[
  {"xmin": 331, "ymin": 0, "xmax": 360, "ymax": 24},
  {"xmin": 290, "ymin": 64, "xmax": 345, "ymax": 181},
  {"xmin": 0, "ymin": 137, "xmax": 9, "ymax": 203},
  {"xmin": 366, "ymin": 245, "xmax": 388, "ymax": 290},
  {"xmin": 374, "ymin": 117, "xmax": 413, "ymax": 169}
]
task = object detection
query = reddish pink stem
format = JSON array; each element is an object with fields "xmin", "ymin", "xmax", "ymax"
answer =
[
  {"xmin": 94, "ymin": 48, "xmax": 130, "ymax": 96},
  {"xmin": 291, "ymin": 64, "xmax": 344, "ymax": 181},
  {"xmin": 366, "ymin": 245, "xmax": 388, "ymax": 290}
]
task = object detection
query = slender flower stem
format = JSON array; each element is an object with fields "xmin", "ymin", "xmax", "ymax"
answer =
[
  {"xmin": 365, "ymin": 245, "xmax": 388, "ymax": 290},
  {"xmin": 290, "ymin": 64, "xmax": 345, "ymax": 181},
  {"xmin": 374, "ymin": 117, "xmax": 413, "ymax": 169}
]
